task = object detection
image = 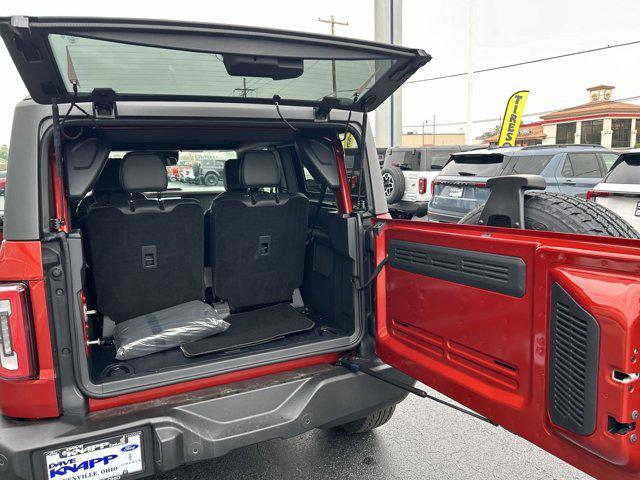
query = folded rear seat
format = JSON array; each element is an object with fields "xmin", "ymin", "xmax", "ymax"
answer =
[
  {"xmin": 208, "ymin": 151, "xmax": 309, "ymax": 309},
  {"xmin": 84, "ymin": 152, "xmax": 205, "ymax": 323}
]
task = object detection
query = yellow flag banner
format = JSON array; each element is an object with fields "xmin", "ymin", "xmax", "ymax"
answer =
[{"xmin": 498, "ymin": 90, "xmax": 529, "ymax": 146}]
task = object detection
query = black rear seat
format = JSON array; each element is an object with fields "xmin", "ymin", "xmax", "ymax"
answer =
[
  {"xmin": 84, "ymin": 152, "xmax": 204, "ymax": 323},
  {"xmin": 208, "ymin": 151, "xmax": 309, "ymax": 309}
]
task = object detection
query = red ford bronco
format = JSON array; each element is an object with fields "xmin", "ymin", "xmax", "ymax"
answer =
[{"xmin": 0, "ymin": 16, "xmax": 639, "ymax": 480}]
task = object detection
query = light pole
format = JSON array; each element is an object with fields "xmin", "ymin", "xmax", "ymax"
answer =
[{"xmin": 466, "ymin": 0, "xmax": 474, "ymax": 144}]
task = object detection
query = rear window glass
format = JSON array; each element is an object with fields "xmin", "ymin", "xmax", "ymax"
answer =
[
  {"xmin": 605, "ymin": 155, "xmax": 640, "ymax": 184},
  {"xmin": 110, "ymin": 150, "xmax": 238, "ymax": 193},
  {"xmin": 49, "ymin": 34, "xmax": 394, "ymax": 103},
  {"xmin": 429, "ymin": 153, "xmax": 453, "ymax": 170},
  {"xmin": 439, "ymin": 154, "xmax": 506, "ymax": 177},
  {"xmin": 601, "ymin": 153, "xmax": 620, "ymax": 171},
  {"xmin": 386, "ymin": 151, "xmax": 421, "ymax": 171},
  {"xmin": 508, "ymin": 155, "xmax": 554, "ymax": 175}
]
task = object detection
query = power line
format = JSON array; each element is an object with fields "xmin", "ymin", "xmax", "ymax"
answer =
[
  {"xmin": 402, "ymin": 94, "xmax": 640, "ymax": 129},
  {"xmin": 406, "ymin": 39, "xmax": 640, "ymax": 85}
]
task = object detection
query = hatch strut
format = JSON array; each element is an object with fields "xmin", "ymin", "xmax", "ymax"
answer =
[{"xmin": 340, "ymin": 357, "xmax": 499, "ymax": 426}]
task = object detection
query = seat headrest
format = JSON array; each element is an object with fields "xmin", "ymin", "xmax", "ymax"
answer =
[
  {"xmin": 223, "ymin": 158, "xmax": 243, "ymax": 191},
  {"xmin": 93, "ymin": 158, "xmax": 122, "ymax": 194},
  {"xmin": 240, "ymin": 151, "xmax": 280, "ymax": 188},
  {"xmin": 120, "ymin": 152, "xmax": 168, "ymax": 193}
]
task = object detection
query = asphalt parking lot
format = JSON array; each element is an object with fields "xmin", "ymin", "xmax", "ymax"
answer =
[{"xmin": 152, "ymin": 385, "xmax": 591, "ymax": 480}]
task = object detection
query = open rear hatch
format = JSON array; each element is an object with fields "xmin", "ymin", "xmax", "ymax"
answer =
[{"xmin": 0, "ymin": 16, "xmax": 430, "ymax": 112}]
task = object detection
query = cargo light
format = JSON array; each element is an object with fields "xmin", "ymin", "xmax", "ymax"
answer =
[{"xmin": 0, "ymin": 284, "xmax": 36, "ymax": 381}]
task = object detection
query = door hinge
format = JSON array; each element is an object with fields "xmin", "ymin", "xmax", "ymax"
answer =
[
  {"xmin": 372, "ymin": 221, "xmax": 385, "ymax": 236},
  {"xmin": 91, "ymin": 88, "xmax": 117, "ymax": 118},
  {"xmin": 340, "ymin": 357, "xmax": 499, "ymax": 427},
  {"xmin": 314, "ymin": 96, "xmax": 341, "ymax": 122}
]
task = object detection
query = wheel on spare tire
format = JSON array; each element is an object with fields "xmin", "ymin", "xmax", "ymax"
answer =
[
  {"xmin": 336, "ymin": 405, "xmax": 397, "ymax": 434},
  {"xmin": 204, "ymin": 172, "xmax": 220, "ymax": 187},
  {"xmin": 381, "ymin": 167, "xmax": 405, "ymax": 204},
  {"xmin": 459, "ymin": 192, "xmax": 640, "ymax": 238}
]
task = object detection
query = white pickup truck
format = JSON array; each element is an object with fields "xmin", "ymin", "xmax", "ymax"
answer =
[{"xmin": 381, "ymin": 146, "xmax": 474, "ymax": 218}]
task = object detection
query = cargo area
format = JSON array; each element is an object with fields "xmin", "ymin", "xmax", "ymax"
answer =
[{"xmin": 59, "ymin": 122, "xmax": 364, "ymax": 392}]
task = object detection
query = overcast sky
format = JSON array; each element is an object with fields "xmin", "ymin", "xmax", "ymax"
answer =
[{"xmin": 0, "ymin": 0, "xmax": 639, "ymax": 144}]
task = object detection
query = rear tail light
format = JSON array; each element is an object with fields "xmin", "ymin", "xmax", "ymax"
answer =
[
  {"xmin": 431, "ymin": 179, "xmax": 439, "ymax": 196},
  {"xmin": 586, "ymin": 190, "xmax": 607, "ymax": 201},
  {"xmin": 350, "ymin": 174, "xmax": 359, "ymax": 190},
  {"xmin": 0, "ymin": 284, "xmax": 36, "ymax": 381},
  {"xmin": 474, "ymin": 182, "xmax": 487, "ymax": 188},
  {"xmin": 418, "ymin": 178, "xmax": 427, "ymax": 195}
]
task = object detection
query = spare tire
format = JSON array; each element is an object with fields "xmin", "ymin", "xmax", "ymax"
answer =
[
  {"xmin": 381, "ymin": 167, "xmax": 405, "ymax": 204},
  {"xmin": 459, "ymin": 192, "xmax": 639, "ymax": 238}
]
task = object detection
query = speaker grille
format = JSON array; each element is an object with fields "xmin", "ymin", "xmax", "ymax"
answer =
[{"xmin": 549, "ymin": 283, "xmax": 600, "ymax": 435}]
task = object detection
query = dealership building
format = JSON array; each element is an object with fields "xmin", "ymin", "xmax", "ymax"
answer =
[{"xmin": 485, "ymin": 85, "xmax": 640, "ymax": 149}]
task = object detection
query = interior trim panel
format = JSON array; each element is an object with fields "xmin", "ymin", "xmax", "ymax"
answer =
[{"xmin": 388, "ymin": 239, "xmax": 526, "ymax": 297}]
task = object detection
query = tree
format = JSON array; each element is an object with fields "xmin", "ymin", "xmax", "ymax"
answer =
[
  {"xmin": 475, "ymin": 125, "xmax": 500, "ymax": 141},
  {"xmin": 0, "ymin": 145, "xmax": 8, "ymax": 163}
]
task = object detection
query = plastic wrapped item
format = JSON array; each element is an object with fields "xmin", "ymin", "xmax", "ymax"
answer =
[{"xmin": 113, "ymin": 301, "xmax": 230, "ymax": 360}]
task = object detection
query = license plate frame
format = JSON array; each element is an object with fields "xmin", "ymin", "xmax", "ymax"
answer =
[
  {"xmin": 449, "ymin": 186, "xmax": 464, "ymax": 198},
  {"xmin": 42, "ymin": 430, "xmax": 148, "ymax": 480}
]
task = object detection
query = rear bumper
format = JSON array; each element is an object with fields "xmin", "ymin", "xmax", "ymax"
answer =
[{"xmin": 0, "ymin": 361, "xmax": 410, "ymax": 480}]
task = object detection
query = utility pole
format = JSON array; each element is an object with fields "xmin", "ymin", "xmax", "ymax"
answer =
[
  {"xmin": 318, "ymin": 15, "xmax": 349, "ymax": 97},
  {"xmin": 466, "ymin": 0, "xmax": 474, "ymax": 144},
  {"xmin": 422, "ymin": 121, "xmax": 426, "ymax": 146},
  {"xmin": 233, "ymin": 77, "xmax": 256, "ymax": 98},
  {"xmin": 433, "ymin": 114, "xmax": 436, "ymax": 145}
]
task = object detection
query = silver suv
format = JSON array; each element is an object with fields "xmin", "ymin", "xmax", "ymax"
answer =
[{"xmin": 380, "ymin": 145, "xmax": 474, "ymax": 218}]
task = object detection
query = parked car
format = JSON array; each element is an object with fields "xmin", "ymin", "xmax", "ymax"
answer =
[
  {"xmin": 0, "ymin": 16, "xmax": 639, "ymax": 480},
  {"xmin": 380, "ymin": 145, "xmax": 475, "ymax": 219},
  {"xmin": 175, "ymin": 159, "xmax": 196, "ymax": 183},
  {"xmin": 589, "ymin": 149, "xmax": 640, "ymax": 232},
  {"xmin": 196, "ymin": 157, "xmax": 227, "ymax": 186},
  {"xmin": 428, "ymin": 144, "xmax": 617, "ymax": 223},
  {"xmin": 0, "ymin": 170, "xmax": 6, "ymax": 195}
]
